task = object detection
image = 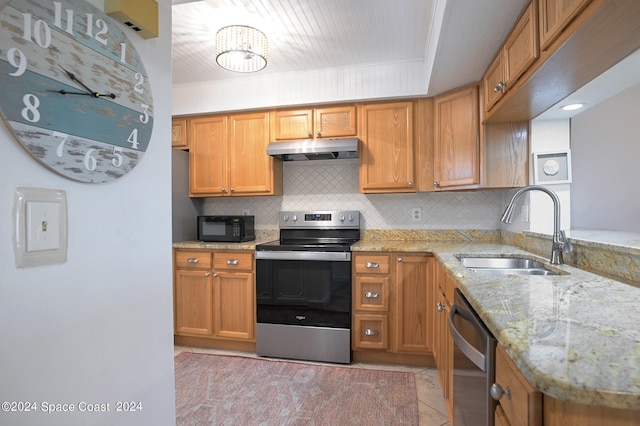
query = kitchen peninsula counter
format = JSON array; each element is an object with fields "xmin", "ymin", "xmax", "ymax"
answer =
[{"xmin": 352, "ymin": 234, "xmax": 640, "ymax": 411}]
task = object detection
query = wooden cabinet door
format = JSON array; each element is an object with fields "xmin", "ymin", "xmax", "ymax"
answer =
[
  {"xmin": 172, "ymin": 118, "xmax": 188, "ymax": 149},
  {"xmin": 393, "ymin": 254, "xmax": 434, "ymax": 354},
  {"xmin": 539, "ymin": 0, "xmax": 591, "ymax": 50},
  {"xmin": 359, "ymin": 101, "xmax": 415, "ymax": 193},
  {"xmin": 228, "ymin": 112, "xmax": 276, "ymax": 196},
  {"xmin": 213, "ymin": 271, "xmax": 255, "ymax": 341},
  {"xmin": 434, "ymin": 85, "xmax": 480, "ymax": 189},
  {"xmin": 174, "ymin": 269, "xmax": 214, "ymax": 336},
  {"xmin": 504, "ymin": 1, "xmax": 539, "ymax": 87},
  {"xmin": 484, "ymin": 53, "xmax": 505, "ymax": 111},
  {"xmin": 189, "ymin": 116, "xmax": 228, "ymax": 196},
  {"xmin": 314, "ymin": 106, "xmax": 357, "ymax": 138},
  {"xmin": 273, "ymin": 109, "xmax": 313, "ymax": 140}
]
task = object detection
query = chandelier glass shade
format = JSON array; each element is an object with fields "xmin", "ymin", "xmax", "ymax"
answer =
[{"xmin": 215, "ymin": 25, "xmax": 268, "ymax": 72}]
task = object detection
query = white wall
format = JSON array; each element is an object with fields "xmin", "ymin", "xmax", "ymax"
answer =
[
  {"xmin": 0, "ymin": 1, "xmax": 175, "ymax": 425},
  {"xmin": 570, "ymin": 82, "xmax": 640, "ymax": 232}
]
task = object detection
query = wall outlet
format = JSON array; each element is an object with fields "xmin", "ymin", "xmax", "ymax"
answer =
[
  {"xmin": 241, "ymin": 209, "xmax": 250, "ymax": 216},
  {"xmin": 411, "ymin": 207, "xmax": 422, "ymax": 222}
]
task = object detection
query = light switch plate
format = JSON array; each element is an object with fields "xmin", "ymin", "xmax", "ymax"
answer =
[{"xmin": 13, "ymin": 188, "xmax": 68, "ymax": 268}]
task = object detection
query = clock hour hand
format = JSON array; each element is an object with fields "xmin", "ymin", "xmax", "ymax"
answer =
[
  {"xmin": 48, "ymin": 89, "xmax": 117, "ymax": 99},
  {"xmin": 58, "ymin": 64, "xmax": 96, "ymax": 95}
]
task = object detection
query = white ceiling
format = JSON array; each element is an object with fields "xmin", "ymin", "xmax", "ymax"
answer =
[{"xmin": 171, "ymin": 0, "xmax": 529, "ymax": 96}]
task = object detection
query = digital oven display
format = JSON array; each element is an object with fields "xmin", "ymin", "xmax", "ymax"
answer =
[{"xmin": 304, "ymin": 213, "xmax": 331, "ymax": 221}]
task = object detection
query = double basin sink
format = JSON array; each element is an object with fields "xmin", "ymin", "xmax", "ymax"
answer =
[{"xmin": 457, "ymin": 256, "xmax": 563, "ymax": 276}]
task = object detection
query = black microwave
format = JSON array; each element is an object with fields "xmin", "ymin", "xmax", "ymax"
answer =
[{"xmin": 197, "ymin": 216, "xmax": 255, "ymax": 242}]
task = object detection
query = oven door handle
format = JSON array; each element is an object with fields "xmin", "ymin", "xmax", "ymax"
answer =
[
  {"xmin": 449, "ymin": 304, "xmax": 487, "ymax": 372},
  {"xmin": 255, "ymin": 251, "xmax": 352, "ymax": 261}
]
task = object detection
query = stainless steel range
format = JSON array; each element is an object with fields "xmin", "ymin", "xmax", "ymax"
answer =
[{"xmin": 255, "ymin": 210, "xmax": 360, "ymax": 364}]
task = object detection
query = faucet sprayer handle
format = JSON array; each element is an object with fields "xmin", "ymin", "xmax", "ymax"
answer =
[{"xmin": 560, "ymin": 230, "xmax": 573, "ymax": 253}]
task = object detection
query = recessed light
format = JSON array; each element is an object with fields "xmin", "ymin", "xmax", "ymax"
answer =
[{"xmin": 561, "ymin": 103, "xmax": 584, "ymax": 111}]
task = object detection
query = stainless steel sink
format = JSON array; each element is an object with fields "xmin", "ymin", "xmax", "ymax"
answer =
[{"xmin": 456, "ymin": 256, "xmax": 561, "ymax": 276}]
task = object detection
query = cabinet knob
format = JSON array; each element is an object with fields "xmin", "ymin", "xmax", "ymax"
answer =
[
  {"xmin": 204, "ymin": 272, "xmax": 211, "ymax": 277},
  {"xmin": 397, "ymin": 257, "xmax": 403, "ymax": 262},
  {"xmin": 364, "ymin": 262, "xmax": 379, "ymax": 268},
  {"xmin": 307, "ymin": 132, "xmax": 313, "ymax": 138},
  {"xmin": 221, "ymin": 187, "xmax": 227, "ymax": 193},
  {"xmin": 187, "ymin": 258, "xmax": 199, "ymax": 263},
  {"xmin": 408, "ymin": 182, "xmax": 414, "ymax": 187},
  {"xmin": 213, "ymin": 273, "xmax": 219, "ymax": 277},
  {"xmin": 227, "ymin": 259, "xmax": 239, "ymax": 265},
  {"xmin": 364, "ymin": 291, "xmax": 379, "ymax": 299},
  {"xmin": 493, "ymin": 81, "xmax": 506, "ymax": 93},
  {"xmin": 364, "ymin": 329, "xmax": 379, "ymax": 336},
  {"xmin": 434, "ymin": 181, "xmax": 440, "ymax": 187},
  {"xmin": 230, "ymin": 187, "xmax": 235, "ymax": 192},
  {"xmin": 316, "ymin": 131, "xmax": 321, "ymax": 137},
  {"xmin": 490, "ymin": 383, "xmax": 512, "ymax": 400},
  {"xmin": 436, "ymin": 302, "xmax": 444, "ymax": 312}
]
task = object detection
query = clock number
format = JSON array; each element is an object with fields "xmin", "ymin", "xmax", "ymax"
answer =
[
  {"xmin": 53, "ymin": 2, "xmax": 74, "ymax": 35},
  {"xmin": 139, "ymin": 104, "xmax": 149, "ymax": 124},
  {"xmin": 53, "ymin": 131, "xmax": 69, "ymax": 157},
  {"xmin": 133, "ymin": 72, "xmax": 145, "ymax": 94},
  {"xmin": 119, "ymin": 43, "xmax": 127, "ymax": 64},
  {"xmin": 128, "ymin": 129, "xmax": 139, "ymax": 149},
  {"xmin": 21, "ymin": 94, "xmax": 40, "ymax": 123},
  {"xmin": 6, "ymin": 48, "xmax": 27, "ymax": 77},
  {"xmin": 21, "ymin": 13, "xmax": 52, "ymax": 48},
  {"xmin": 84, "ymin": 148, "xmax": 97, "ymax": 171},
  {"xmin": 112, "ymin": 147, "xmax": 123, "ymax": 167},
  {"xmin": 85, "ymin": 14, "xmax": 108, "ymax": 45}
]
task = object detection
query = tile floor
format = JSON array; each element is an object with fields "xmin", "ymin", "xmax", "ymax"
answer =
[{"xmin": 175, "ymin": 346, "xmax": 450, "ymax": 426}]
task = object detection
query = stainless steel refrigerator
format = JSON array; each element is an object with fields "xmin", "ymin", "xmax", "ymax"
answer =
[{"xmin": 172, "ymin": 149, "xmax": 201, "ymax": 242}]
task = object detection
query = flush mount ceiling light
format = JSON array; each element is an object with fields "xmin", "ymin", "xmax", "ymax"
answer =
[
  {"xmin": 561, "ymin": 103, "xmax": 585, "ymax": 111},
  {"xmin": 215, "ymin": 25, "xmax": 268, "ymax": 73}
]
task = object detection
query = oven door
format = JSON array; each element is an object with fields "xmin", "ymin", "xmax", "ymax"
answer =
[{"xmin": 255, "ymin": 251, "xmax": 351, "ymax": 328}]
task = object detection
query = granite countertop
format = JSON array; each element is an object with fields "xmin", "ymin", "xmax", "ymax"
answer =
[{"xmin": 352, "ymin": 239, "xmax": 640, "ymax": 410}]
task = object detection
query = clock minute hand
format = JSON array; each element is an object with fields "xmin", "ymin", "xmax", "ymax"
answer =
[
  {"xmin": 48, "ymin": 89, "xmax": 117, "ymax": 99},
  {"xmin": 58, "ymin": 64, "xmax": 95, "ymax": 95}
]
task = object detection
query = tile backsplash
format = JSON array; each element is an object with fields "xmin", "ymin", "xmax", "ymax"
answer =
[{"xmin": 203, "ymin": 159, "xmax": 510, "ymax": 230}]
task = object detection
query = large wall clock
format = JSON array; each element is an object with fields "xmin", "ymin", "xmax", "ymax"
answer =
[{"xmin": 0, "ymin": 0, "xmax": 153, "ymax": 183}]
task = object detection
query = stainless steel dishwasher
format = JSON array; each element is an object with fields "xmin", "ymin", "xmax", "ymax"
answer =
[{"xmin": 449, "ymin": 289, "xmax": 497, "ymax": 426}]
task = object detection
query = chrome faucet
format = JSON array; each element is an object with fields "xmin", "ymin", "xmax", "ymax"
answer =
[{"xmin": 500, "ymin": 185, "xmax": 572, "ymax": 265}]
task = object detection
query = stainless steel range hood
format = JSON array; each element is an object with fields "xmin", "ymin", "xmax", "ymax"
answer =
[{"xmin": 266, "ymin": 138, "xmax": 359, "ymax": 161}]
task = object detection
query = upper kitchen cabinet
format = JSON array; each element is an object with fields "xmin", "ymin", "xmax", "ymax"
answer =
[
  {"xmin": 539, "ymin": 0, "xmax": 591, "ymax": 50},
  {"xmin": 272, "ymin": 105, "xmax": 357, "ymax": 140},
  {"xmin": 486, "ymin": 0, "xmax": 640, "ymax": 122},
  {"xmin": 189, "ymin": 112, "xmax": 283, "ymax": 197},
  {"xmin": 172, "ymin": 118, "xmax": 188, "ymax": 150},
  {"xmin": 484, "ymin": 1, "xmax": 539, "ymax": 112},
  {"xmin": 434, "ymin": 85, "xmax": 480, "ymax": 190},
  {"xmin": 359, "ymin": 101, "xmax": 415, "ymax": 193}
]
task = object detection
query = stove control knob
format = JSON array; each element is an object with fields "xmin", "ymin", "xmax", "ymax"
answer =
[
  {"xmin": 292, "ymin": 215, "xmax": 298, "ymax": 221},
  {"xmin": 339, "ymin": 214, "xmax": 345, "ymax": 221},
  {"xmin": 283, "ymin": 214, "xmax": 289, "ymax": 222},
  {"xmin": 348, "ymin": 214, "xmax": 354, "ymax": 222}
]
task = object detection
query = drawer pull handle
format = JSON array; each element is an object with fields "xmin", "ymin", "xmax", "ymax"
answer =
[
  {"xmin": 364, "ymin": 329, "xmax": 379, "ymax": 336},
  {"xmin": 490, "ymin": 383, "xmax": 512, "ymax": 400},
  {"xmin": 364, "ymin": 292, "xmax": 379, "ymax": 299},
  {"xmin": 227, "ymin": 259, "xmax": 239, "ymax": 265},
  {"xmin": 187, "ymin": 258, "xmax": 199, "ymax": 263},
  {"xmin": 365, "ymin": 262, "xmax": 379, "ymax": 268}
]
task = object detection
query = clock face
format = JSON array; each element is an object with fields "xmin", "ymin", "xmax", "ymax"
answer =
[{"xmin": 0, "ymin": 0, "xmax": 153, "ymax": 183}]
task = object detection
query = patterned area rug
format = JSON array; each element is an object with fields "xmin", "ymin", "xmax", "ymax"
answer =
[{"xmin": 175, "ymin": 352, "xmax": 418, "ymax": 425}]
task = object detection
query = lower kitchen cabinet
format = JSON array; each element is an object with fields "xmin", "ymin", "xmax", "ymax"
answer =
[
  {"xmin": 352, "ymin": 252, "xmax": 434, "ymax": 363},
  {"xmin": 174, "ymin": 248, "xmax": 256, "ymax": 350}
]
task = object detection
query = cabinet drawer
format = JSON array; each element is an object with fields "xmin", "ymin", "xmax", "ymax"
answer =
[
  {"xmin": 353, "ymin": 314, "xmax": 388, "ymax": 350},
  {"xmin": 494, "ymin": 345, "xmax": 542, "ymax": 426},
  {"xmin": 354, "ymin": 276, "xmax": 389, "ymax": 312},
  {"xmin": 175, "ymin": 250, "xmax": 212, "ymax": 269},
  {"xmin": 354, "ymin": 254, "xmax": 390, "ymax": 274},
  {"xmin": 213, "ymin": 252, "xmax": 254, "ymax": 271}
]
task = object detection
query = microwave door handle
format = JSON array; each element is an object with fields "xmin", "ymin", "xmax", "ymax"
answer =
[{"xmin": 449, "ymin": 304, "xmax": 487, "ymax": 372}]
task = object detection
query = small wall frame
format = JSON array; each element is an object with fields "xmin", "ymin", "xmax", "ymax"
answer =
[{"xmin": 533, "ymin": 150, "xmax": 572, "ymax": 184}]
